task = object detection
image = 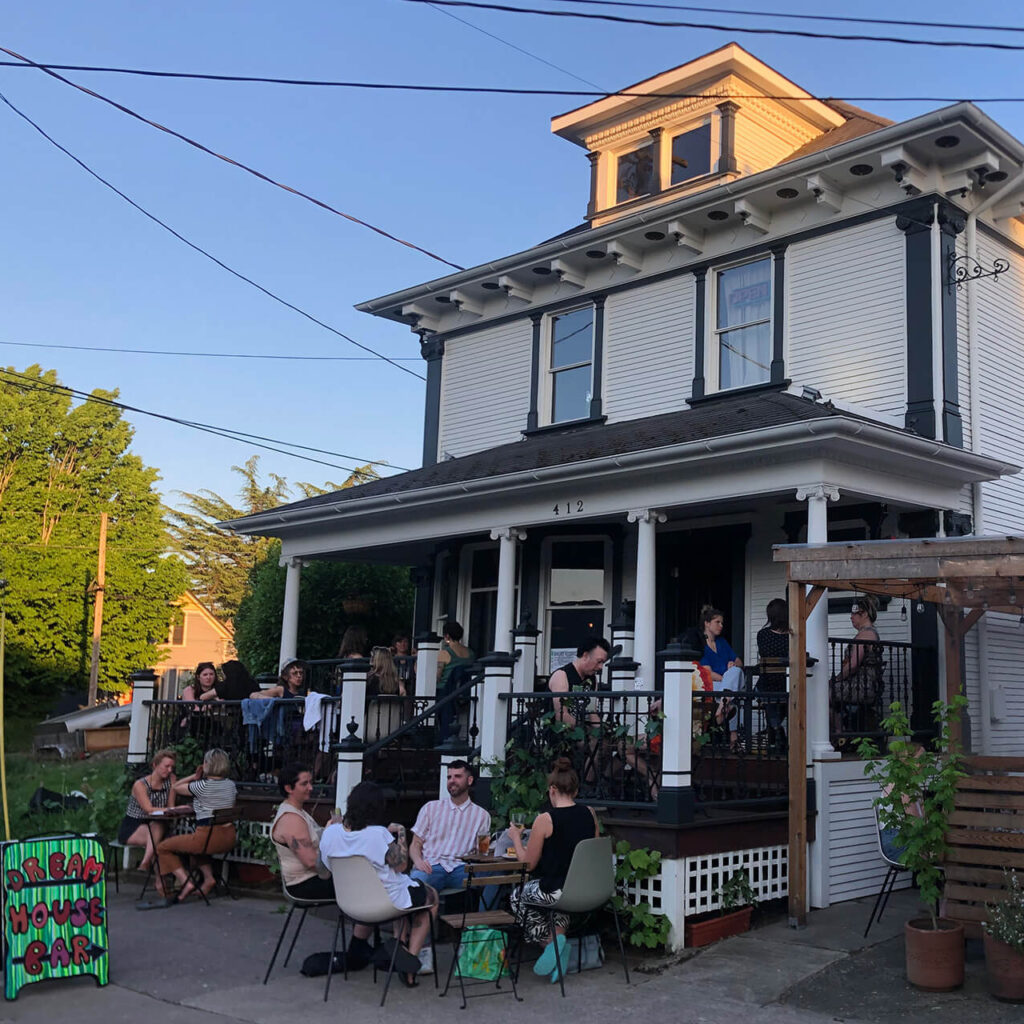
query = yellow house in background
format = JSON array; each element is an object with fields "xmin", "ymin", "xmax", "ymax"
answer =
[{"xmin": 155, "ymin": 591, "xmax": 235, "ymax": 700}]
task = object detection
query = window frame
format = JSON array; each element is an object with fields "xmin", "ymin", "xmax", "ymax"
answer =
[
  {"xmin": 542, "ymin": 303, "xmax": 596, "ymax": 427},
  {"xmin": 457, "ymin": 542, "xmax": 520, "ymax": 655},
  {"xmin": 669, "ymin": 120, "xmax": 714, "ymax": 187},
  {"xmin": 707, "ymin": 254, "xmax": 774, "ymax": 393},
  {"xmin": 614, "ymin": 140, "xmax": 656, "ymax": 204}
]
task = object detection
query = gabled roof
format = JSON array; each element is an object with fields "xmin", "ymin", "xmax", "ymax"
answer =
[{"xmin": 783, "ymin": 100, "xmax": 894, "ymax": 162}]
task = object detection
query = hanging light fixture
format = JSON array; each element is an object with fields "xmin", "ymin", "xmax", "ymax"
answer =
[{"xmin": 901, "ymin": 601, "xmax": 908, "ymax": 622}]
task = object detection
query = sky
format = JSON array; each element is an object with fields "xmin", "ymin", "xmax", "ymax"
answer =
[{"xmin": 4, "ymin": 2, "xmax": 1024, "ymax": 513}]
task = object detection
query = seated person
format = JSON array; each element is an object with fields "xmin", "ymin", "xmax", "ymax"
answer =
[
  {"xmin": 320, "ymin": 781, "xmax": 437, "ymax": 987},
  {"xmin": 698, "ymin": 605, "xmax": 744, "ymax": 751},
  {"xmin": 117, "ymin": 748, "xmax": 177, "ymax": 896},
  {"xmin": 215, "ymin": 659, "xmax": 258, "ymax": 701},
  {"xmin": 508, "ymin": 758, "xmax": 600, "ymax": 984},
  {"xmin": 271, "ymin": 763, "xmax": 335, "ymax": 901},
  {"xmin": 756, "ymin": 598, "xmax": 790, "ymax": 749}
]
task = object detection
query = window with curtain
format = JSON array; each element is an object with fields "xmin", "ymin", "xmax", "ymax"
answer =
[{"xmin": 714, "ymin": 257, "xmax": 772, "ymax": 390}]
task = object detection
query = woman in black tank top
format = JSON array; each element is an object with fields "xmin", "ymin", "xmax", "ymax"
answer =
[{"xmin": 508, "ymin": 758, "xmax": 599, "ymax": 979}]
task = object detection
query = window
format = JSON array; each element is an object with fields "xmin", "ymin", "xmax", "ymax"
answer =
[
  {"xmin": 170, "ymin": 618, "xmax": 185, "ymax": 646},
  {"xmin": 548, "ymin": 306, "xmax": 594, "ymax": 424},
  {"xmin": 543, "ymin": 538, "xmax": 610, "ymax": 674},
  {"xmin": 713, "ymin": 257, "xmax": 772, "ymax": 390},
  {"xmin": 671, "ymin": 123, "xmax": 712, "ymax": 186},
  {"xmin": 461, "ymin": 545, "xmax": 519, "ymax": 655},
  {"xmin": 616, "ymin": 143, "xmax": 654, "ymax": 203}
]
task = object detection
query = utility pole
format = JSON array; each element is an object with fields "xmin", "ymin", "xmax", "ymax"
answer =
[{"xmin": 87, "ymin": 512, "xmax": 108, "ymax": 707}]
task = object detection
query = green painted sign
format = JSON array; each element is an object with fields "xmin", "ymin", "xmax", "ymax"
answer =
[{"xmin": 2, "ymin": 835, "xmax": 108, "ymax": 1000}]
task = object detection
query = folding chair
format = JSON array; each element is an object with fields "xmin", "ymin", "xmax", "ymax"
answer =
[
  {"xmin": 263, "ymin": 871, "xmax": 337, "ymax": 984},
  {"xmin": 440, "ymin": 859, "xmax": 525, "ymax": 1009},
  {"xmin": 541, "ymin": 836, "xmax": 630, "ymax": 997},
  {"xmin": 863, "ymin": 805, "xmax": 910, "ymax": 938},
  {"xmin": 327, "ymin": 856, "xmax": 438, "ymax": 1006}
]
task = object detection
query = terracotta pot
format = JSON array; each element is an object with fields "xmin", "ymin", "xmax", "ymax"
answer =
[
  {"xmin": 984, "ymin": 931, "xmax": 1024, "ymax": 1002},
  {"xmin": 684, "ymin": 906, "xmax": 752, "ymax": 948},
  {"xmin": 904, "ymin": 918, "xmax": 964, "ymax": 991}
]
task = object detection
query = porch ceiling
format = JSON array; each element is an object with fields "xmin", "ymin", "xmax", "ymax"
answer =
[{"xmin": 222, "ymin": 394, "xmax": 1016, "ymax": 562}]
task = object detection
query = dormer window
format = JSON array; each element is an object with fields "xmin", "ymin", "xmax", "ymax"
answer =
[
  {"xmin": 616, "ymin": 143, "xmax": 654, "ymax": 203},
  {"xmin": 671, "ymin": 122, "xmax": 712, "ymax": 185},
  {"xmin": 549, "ymin": 306, "xmax": 594, "ymax": 423}
]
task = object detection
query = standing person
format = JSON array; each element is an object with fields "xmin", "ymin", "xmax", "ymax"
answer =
[
  {"xmin": 158, "ymin": 747, "xmax": 237, "ymax": 903},
  {"xmin": 436, "ymin": 621, "xmax": 475, "ymax": 742},
  {"xmin": 181, "ymin": 663, "xmax": 219, "ymax": 702},
  {"xmin": 320, "ymin": 781, "xmax": 437, "ymax": 988},
  {"xmin": 367, "ymin": 646, "xmax": 407, "ymax": 737},
  {"xmin": 699, "ymin": 606, "xmax": 745, "ymax": 751},
  {"xmin": 508, "ymin": 757, "xmax": 600, "ymax": 983},
  {"xmin": 337, "ymin": 625, "xmax": 369, "ymax": 660},
  {"xmin": 392, "ymin": 634, "xmax": 416, "ymax": 692},
  {"xmin": 408, "ymin": 760, "xmax": 491, "ymax": 973},
  {"xmin": 547, "ymin": 636, "xmax": 610, "ymax": 727},
  {"xmin": 756, "ymin": 598, "xmax": 790, "ymax": 751},
  {"xmin": 830, "ymin": 595, "xmax": 883, "ymax": 735},
  {"xmin": 117, "ymin": 749, "xmax": 177, "ymax": 895},
  {"xmin": 215, "ymin": 659, "xmax": 257, "ymax": 701}
]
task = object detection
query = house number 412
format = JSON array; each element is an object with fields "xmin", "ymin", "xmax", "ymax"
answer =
[{"xmin": 553, "ymin": 500, "xmax": 584, "ymax": 515}]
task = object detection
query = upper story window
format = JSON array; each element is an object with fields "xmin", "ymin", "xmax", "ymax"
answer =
[
  {"xmin": 170, "ymin": 618, "xmax": 186, "ymax": 646},
  {"xmin": 616, "ymin": 142, "xmax": 654, "ymax": 203},
  {"xmin": 714, "ymin": 257, "xmax": 772, "ymax": 390},
  {"xmin": 548, "ymin": 306, "xmax": 594, "ymax": 423},
  {"xmin": 671, "ymin": 122, "xmax": 712, "ymax": 185}
]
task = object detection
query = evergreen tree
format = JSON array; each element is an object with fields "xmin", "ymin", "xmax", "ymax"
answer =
[{"xmin": 0, "ymin": 366, "xmax": 188, "ymax": 711}]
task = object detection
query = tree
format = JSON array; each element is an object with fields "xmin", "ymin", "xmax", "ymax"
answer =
[
  {"xmin": 166, "ymin": 456, "xmax": 380, "ymax": 623},
  {"xmin": 233, "ymin": 540, "xmax": 414, "ymax": 674},
  {"xmin": 0, "ymin": 366, "xmax": 188, "ymax": 712}
]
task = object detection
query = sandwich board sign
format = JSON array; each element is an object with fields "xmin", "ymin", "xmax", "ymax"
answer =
[{"xmin": 2, "ymin": 835, "xmax": 108, "ymax": 999}]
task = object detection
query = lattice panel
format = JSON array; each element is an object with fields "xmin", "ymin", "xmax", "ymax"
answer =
[
  {"xmin": 683, "ymin": 845, "xmax": 787, "ymax": 916},
  {"xmin": 614, "ymin": 852, "xmax": 664, "ymax": 913}
]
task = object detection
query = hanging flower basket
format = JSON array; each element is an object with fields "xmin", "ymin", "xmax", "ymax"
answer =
[{"xmin": 342, "ymin": 595, "xmax": 373, "ymax": 615}]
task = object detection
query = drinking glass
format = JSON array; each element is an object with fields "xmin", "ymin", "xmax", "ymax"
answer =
[{"xmin": 477, "ymin": 831, "xmax": 491, "ymax": 855}]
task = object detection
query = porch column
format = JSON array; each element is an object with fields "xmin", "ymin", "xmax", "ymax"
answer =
[
  {"xmin": 126, "ymin": 668, "xmax": 156, "ymax": 768},
  {"xmin": 490, "ymin": 527, "xmax": 525, "ymax": 654},
  {"xmin": 656, "ymin": 642, "xmax": 694, "ymax": 824},
  {"xmin": 476, "ymin": 652, "xmax": 517, "ymax": 809},
  {"xmin": 334, "ymin": 657, "xmax": 370, "ymax": 812},
  {"xmin": 278, "ymin": 556, "xmax": 302, "ymax": 667},
  {"xmin": 627, "ymin": 509, "xmax": 666, "ymax": 690},
  {"xmin": 512, "ymin": 614, "xmax": 541, "ymax": 693},
  {"xmin": 796, "ymin": 484, "xmax": 839, "ymax": 760},
  {"xmin": 414, "ymin": 632, "xmax": 441, "ymax": 701}
]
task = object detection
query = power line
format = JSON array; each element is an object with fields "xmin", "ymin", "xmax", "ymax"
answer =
[
  {"xmin": 1, "ymin": 61, "xmax": 1019, "ymax": 104},
  {"xmin": 0, "ymin": 88, "xmax": 426, "ymax": 382},
  {"xmin": 405, "ymin": 0, "xmax": 1024, "ymax": 52},
  {"xmin": 424, "ymin": 1, "xmax": 607, "ymax": 90},
  {"xmin": 521, "ymin": 0, "xmax": 1024, "ymax": 36},
  {"xmin": 0, "ymin": 339, "xmax": 419, "ymax": 362},
  {"xmin": 0, "ymin": 44, "xmax": 464, "ymax": 272},
  {"xmin": 0, "ymin": 368, "xmax": 409, "ymax": 473}
]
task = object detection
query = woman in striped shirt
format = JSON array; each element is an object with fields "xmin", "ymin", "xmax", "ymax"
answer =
[{"xmin": 158, "ymin": 747, "xmax": 237, "ymax": 904}]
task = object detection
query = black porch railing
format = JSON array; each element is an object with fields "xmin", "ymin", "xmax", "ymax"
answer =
[
  {"xmin": 146, "ymin": 698, "xmax": 346, "ymax": 787},
  {"xmin": 690, "ymin": 685, "xmax": 789, "ymax": 808},
  {"xmin": 827, "ymin": 636, "xmax": 914, "ymax": 748},
  {"xmin": 500, "ymin": 690, "xmax": 662, "ymax": 810}
]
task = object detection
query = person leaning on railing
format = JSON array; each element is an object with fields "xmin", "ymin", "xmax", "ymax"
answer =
[
  {"xmin": 756, "ymin": 598, "xmax": 791, "ymax": 751},
  {"xmin": 249, "ymin": 659, "xmax": 308, "ymax": 700},
  {"xmin": 829, "ymin": 595, "xmax": 884, "ymax": 734}
]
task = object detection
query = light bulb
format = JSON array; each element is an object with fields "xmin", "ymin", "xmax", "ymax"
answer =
[{"xmin": 901, "ymin": 602, "xmax": 908, "ymax": 622}]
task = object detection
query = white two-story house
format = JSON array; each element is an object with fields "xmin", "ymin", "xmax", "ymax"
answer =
[{"xmin": 225, "ymin": 44, "xmax": 1024, "ymax": 916}]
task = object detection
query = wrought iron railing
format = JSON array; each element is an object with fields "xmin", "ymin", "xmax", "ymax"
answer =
[
  {"xmin": 146, "ymin": 698, "xmax": 345, "ymax": 788},
  {"xmin": 827, "ymin": 637, "xmax": 914, "ymax": 748},
  {"xmin": 499, "ymin": 690, "xmax": 662, "ymax": 809}
]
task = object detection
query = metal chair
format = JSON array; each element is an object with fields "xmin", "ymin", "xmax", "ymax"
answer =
[
  {"xmin": 539, "ymin": 836, "xmax": 630, "ymax": 997},
  {"xmin": 263, "ymin": 868, "xmax": 337, "ymax": 984},
  {"xmin": 440, "ymin": 859, "xmax": 526, "ymax": 1008},
  {"xmin": 863, "ymin": 805, "xmax": 910, "ymax": 938},
  {"xmin": 327, "ymin": 856, "xmax": 438, "ymax": 1006},
  {"xmin": 185, "ymin": 806, "xmax": 239, "ymax": 906}
]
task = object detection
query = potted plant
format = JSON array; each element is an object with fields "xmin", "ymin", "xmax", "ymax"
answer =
[
  {"xmin": 856, "ymin": 697, "xmax": 967, "ymax": 991},
  {"xmin": 683, "ymin": 868, "xmax": 757, "ymax": 948},
  {"xmin": 983, "ymin": 870, "xmax": 1024, "ymax": 1002}
]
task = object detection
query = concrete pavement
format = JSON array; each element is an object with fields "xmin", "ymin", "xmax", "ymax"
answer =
[{"xmin": 0, "ymin": 884, "xmax": 1009, "ymax": 1023}]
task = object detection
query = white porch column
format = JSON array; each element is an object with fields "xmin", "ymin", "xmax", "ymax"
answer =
[
  {"xmin": 490, "ymin": 527, "xmax": 525, "ymax": 653},
  {"xmin": 512, "ymin": 617, "xmax": 540, "ymax": 693},
  {"xmin": 278, "ymin": 556, "xmax": 302, "ymax": 668},
  {"xmin": 796, "ymin": 484, "xmax": 840, "ymax": 761},
  {"xmin": 656, "ymin": 642, "xmax": 694, "ymax": 824},
  {"xmin": 334, "ymin": 657, "xmax": 369, "ymax": 812},
  {"xmin": 477, "ymin": 652, "xmax": 516, "ymax": 770},
  {"xmin": 126, "ymin": 669, "xmax": 156, "ymax": 768},
  {"xmin": 627, "ymin": 509, "xmax": 666, "ymax": 689},
  {"xmin": 414, "ymin": 633, "xmax": 441, "ymax": 701}
]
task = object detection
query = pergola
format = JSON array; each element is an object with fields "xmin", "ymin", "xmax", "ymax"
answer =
[{"xmin": 773, "ymin": 535, "xmax": 1024, "ymax": 926}]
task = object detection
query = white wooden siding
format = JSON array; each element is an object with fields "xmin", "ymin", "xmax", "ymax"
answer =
[
  {"xmin": 437, "ymin": 319, "xmax": 532, "ymax": 460},
  {"xmin": 733, "ymin": 110, "xmax": 810, "ymax": 177},
  {"xmin": 978, "ymin": 613, "xmax": 1024, "ymax": 756},
  {"xmin": 787, "ymin": 219, "xmax": 906, "ymax": 418},
  {"xmin": 604, "ymin": 276, "xmax": 694, "ymax": 423},
  {"xmin": 975, "ymin": 234, "xmax": 1024, "ymax": 535},
  {"xmin": 745, "ymin": 516, "xmax": 788, "ymax": 658}
]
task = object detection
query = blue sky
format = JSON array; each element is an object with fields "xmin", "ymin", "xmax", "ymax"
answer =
[{"xmin": 3, "ymin": 2, "xmax": 1024, "ymax": 510}]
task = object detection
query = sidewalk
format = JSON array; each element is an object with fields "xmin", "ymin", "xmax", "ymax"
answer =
[{"xmin": 2, "ymin": 885, "xmax": 1012, "ymax": 1023}]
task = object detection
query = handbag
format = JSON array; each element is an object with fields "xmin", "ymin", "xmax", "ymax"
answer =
[
  {"xmin": 455, "ymin": 926, "xmax": 508, "ymax": 980},
  {"xmin": 565, "ymin": 934, "xmax": 604, "ymax": 972}
]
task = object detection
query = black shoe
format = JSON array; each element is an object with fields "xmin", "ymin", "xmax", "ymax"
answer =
[{"xmin": 372, "ymin": 938, "xmax": 421, "ymax": 976}]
